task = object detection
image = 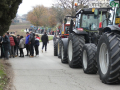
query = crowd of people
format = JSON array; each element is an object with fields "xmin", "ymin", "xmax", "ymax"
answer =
[{"xmin": 0, "ymin": 31, "xmax": 49, "ymax": 60}]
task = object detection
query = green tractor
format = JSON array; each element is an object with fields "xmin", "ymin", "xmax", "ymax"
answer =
[{"xmin": 60, "ymin": 5, "xmax": 120, "ymax": 83}]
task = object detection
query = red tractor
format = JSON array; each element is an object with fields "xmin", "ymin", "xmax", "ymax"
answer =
[{"xmin": 53, "ymin": 19, "xmax": 71, "ymax": 59}]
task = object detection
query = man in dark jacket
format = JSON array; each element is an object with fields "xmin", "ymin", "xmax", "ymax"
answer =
[
  {"xmin": 16, "ymin": 35, "xmax": 20, "ymax": 56},
  {"xmin": 41, "ymin": 32, "xmax": 49, "ymax": 52},
  {"xmin": 2, "ymin": 34, "xmax": 10, "ymax": 60},
  {"xmin": 29, "ymin": 31, "xmax": 35, "ymax": 57}
]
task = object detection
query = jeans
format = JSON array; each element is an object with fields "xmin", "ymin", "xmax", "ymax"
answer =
[
  {"xmin": 30, "ymin": 43, "xmax": 34, "ymax": 56},
  {"xmin": 34, "ymin": 45, "xmax": 39, "ymax": 55},
  {"xmin": 11, "ymin": 46, "xmax": 15, "ymax": 57},
  {"xmin": 16, "ymin": 46, "xmax": 19, "ymax": 56},
  {"xmin": 20, "ymin": 48, "xmax": 24, "ymax": 56},
  {"xmin": 4, "ymin": 50, "xmax": 9, "ymax": 59},
  {"xmin": 14, "ymin": 45, "xmax": 17, "ymax": 55},
  {"xmin": 42, "ymin": 42, "xmax": 47, "ymax": 51},
  {"xmin": 26, "ymin": 44, "xmax": 30, "ymax": 55}
]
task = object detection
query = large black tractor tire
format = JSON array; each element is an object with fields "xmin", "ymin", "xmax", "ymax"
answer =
[
  {"xmin": 68, "ymin": 33, "xmax": 85, "ymax": 68},
  {"xmin": 97, "ymin": 33, "xmax": 120, "ymax": 84},
  {"xmin": 57, "ymin": 38, "xmax": 62, "ymax": 58},
  {"xmin": 61, "ymin": 39, "xmax": 68, "ymax": 63},
  {"xmin": 54, "ymin": 41, "xmax": 58, "ymax": 56},
  {"xmin": 82, "ymin": 43, "xmax": 98, "ymax": 74}
]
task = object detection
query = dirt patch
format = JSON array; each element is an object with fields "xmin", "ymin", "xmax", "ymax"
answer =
[
  {"xmin": 0, "ymin": 60, "xmax": 14, "ymax": 90},
  {"xmin": 9, "ymin": 24, "xmax": 31, "ymax": 37}
]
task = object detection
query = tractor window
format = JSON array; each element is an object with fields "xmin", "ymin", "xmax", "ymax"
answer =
[
  {"xmin": 81, "ymin": 14, "xmax": 99, "ymax": 30},
  {"xmin": 65, "ymin": 26, "xmax": 70, "ymax": 34},
  {"xmin": 116, "ymin": 8, "xmax": 120, "ymax": 18}
]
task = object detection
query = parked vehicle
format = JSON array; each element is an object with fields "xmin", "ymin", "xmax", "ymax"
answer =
[{"xmin": 55, "ymin": 1, "xmax": 120, "ymax": 84}]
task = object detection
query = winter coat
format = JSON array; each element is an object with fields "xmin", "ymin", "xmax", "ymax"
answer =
[
  {"xmin": 9, "ymin": 36, "xmax": 15, "ymax": 46},
  {"xmin": 13, "ymin": 36, "xmax": 18, "ymax": 46},
  {"xmin": 29, "ymin": 32, "xmax": 35, "ymax": 44},
  {"xmin": 2, "ymin": 35, "xmax": 10, "ymax": 51},
  {"xmin": 19, "ymin": 38, "xmax": 25, "ymax": 48},
  {"xmin": 34, "ymin": 37, "xmax": 40, "ymax": 46},
  {"xmin": 41, "ymin": 34, "xmax": 49, "ymax": 43},
  {"xmin": 16, "ymin": 38, "xmax": 20, "ymax": 45},
  {"xmin": 25, "ymin": 35, "xmax": 30, "ymax": 44}
]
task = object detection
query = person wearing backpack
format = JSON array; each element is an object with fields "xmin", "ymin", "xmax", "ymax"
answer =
[{"xmin": 29, "ymin": 31, "xmax": 35, "ymax": 57}]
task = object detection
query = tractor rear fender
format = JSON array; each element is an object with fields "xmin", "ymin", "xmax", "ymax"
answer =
[
  {"xmin": 73, "ymin": 29, "xmax": 88, "ymax": 35},
  {"xmin": 101, "ymin": 25, "xmax": 120, "ymax": 33},
  {"xmin": 61, "ymin": 38, "xmax": 68, "ymax": 57}
]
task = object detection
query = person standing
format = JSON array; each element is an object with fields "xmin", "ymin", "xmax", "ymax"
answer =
[
  {"xmin": 25, "ymin": 32, "xmax": 30, "ymax": 56},
  {"xmin": 9, "ymin": 34, "xmax": 15, "ymax": 58},
  {"xmin": 16, "ymin": 35, "xmax": 20, "ymax": 56},
  {"xmin": 2, "ymin": 34, "xmax": 10, "ymax": 60},
  {"xmin": 34, "ymin": 34, "xmax": 40, "ymax": 56},
  {"xmin": 41, "ymin": 32, "xmax": 49, "ymax": 53},
  {"xmin": 29, "ymin": 31, "xmax": 35, "ymax": 57},
  {"xmin": 6, "ymin": 32, "xmax": 11, "ymax": 58},
  {"xmin": 19, "ymin": 36, "xmax": 25, "ymax": 57},
  {"xmin": 12, "ymin": 34, "xmax": 18, "ymax": 57}
]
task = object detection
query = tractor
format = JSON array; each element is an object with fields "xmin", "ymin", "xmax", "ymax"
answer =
[
  {"xmin": 54, "ymin": 19, "xmax": 71, "ymax": 58},
  {"xmin": 61, "ymin": 3, "xmax": 120, "ymax": 84},
  {"xmin": 81, "ymin": 7, "xmax": 120, "ymax": 84}
]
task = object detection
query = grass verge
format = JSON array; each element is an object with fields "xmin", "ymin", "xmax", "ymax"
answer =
[
  {"xmin": 0, "ymin": 62, "xmax": 8, "ymax": 90},
  {"xmin": 21, "ymin": 29, "xmax": 25, "ymax": 32}
]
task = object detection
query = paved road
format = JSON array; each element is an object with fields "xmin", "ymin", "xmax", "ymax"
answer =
[{"xmin": 9, "ymin": 41, "xmax": 120, "ymax": 90}]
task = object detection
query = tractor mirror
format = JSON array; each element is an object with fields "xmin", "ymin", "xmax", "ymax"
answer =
[
  {"xmin": 64, "ymin": 18, "xmax": 67, "ymax": 24},
  {"xmin": 94, "ymin": 9, "xmax": 99, "ymax": 15},
  {"xmin": 94, "ymin": 9, "xmax": 99, "ymax": 18}
]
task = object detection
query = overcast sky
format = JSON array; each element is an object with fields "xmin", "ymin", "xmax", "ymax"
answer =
[{"xmin": 17, "ymin": 0, "xmax": 56, "ymax": 16}]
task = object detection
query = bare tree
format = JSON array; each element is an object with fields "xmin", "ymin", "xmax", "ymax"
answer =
[{"xmin": 57, "ymin": 0, "xmax": 89, "ymax": 16}]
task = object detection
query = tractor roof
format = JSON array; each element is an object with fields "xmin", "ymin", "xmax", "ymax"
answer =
[{"xmin": 76, "ymin": 8, "xmax": 112, "ymax": 15}]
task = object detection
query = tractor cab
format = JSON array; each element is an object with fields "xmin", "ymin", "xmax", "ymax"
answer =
[
  {"xmin": 72, "ymin": 8, "xmax": 112, "ymax": 43},
  {"xmin": 74, "ymin": 8, "xmax": 112, "ymax": 32}
]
